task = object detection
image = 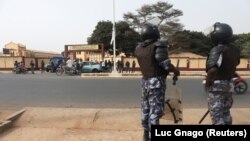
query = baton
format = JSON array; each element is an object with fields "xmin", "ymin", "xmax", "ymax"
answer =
[
  {"xmin": 198, "ymin": 110, "xmax": 209, "ymax": 124},
  {"xmin": 173, "ymin": 59, "xmax": 180, "ymax": 85}
]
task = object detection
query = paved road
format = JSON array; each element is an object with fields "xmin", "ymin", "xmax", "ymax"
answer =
[{"xmin": 0, "ymin": 73, "xmax": 250, "ymax": 108}]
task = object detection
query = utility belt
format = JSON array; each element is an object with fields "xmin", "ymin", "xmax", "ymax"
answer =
[
  {"xmin": 209, "ymin": 80, "xmax": 234, "ymax": 93},
  {"xmin": 142, "ymin": 76, "xmax": 166, "ymax": 89},
  {"xmin": 213, "ymin": 80, "xmax": 231, "ymax": 84}
]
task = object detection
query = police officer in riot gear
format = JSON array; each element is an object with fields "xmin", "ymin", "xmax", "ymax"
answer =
[
  {"xmin": 135, "ymin": 24, "xmax": 180, "ymax": 141},
  {"xmin": 206, "ymin": 22, "xmax": 240, "ymax": 125}
]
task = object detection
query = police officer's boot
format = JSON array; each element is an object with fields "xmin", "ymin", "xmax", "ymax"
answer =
[{"xmin": 143, "ymin": 129, "xmax": 149, "ymax": 141}]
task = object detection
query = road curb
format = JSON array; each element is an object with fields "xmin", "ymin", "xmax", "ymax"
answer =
[
  {"xmin": 81, "ymin": 73, "xmax": 250, "ymax": 78},
  {"xmin": 0, "ymin": 121, "xmax": 12, "ymax": 134},
  {"xmin": 81, "ymin": 73, "xmax": 142, "ymax": 78},
  {"xmin": 0, "ymin": 109, "xmax": 26, "ymax": 134}
]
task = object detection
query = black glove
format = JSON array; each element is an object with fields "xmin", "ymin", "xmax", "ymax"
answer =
[
  {"xmin": 205, "ymin": 79, "xmax": 213, "ymax": 90},
  {"xmin": 172, "ymin": 68, "xmax": 180, "ymax": 85},
  {"xmin": 172, "ymin": 75, "xmax": 178, "ymax": 85},
  {"xmin": 174, "ymin": 69, "xmax": 180, "ymax": 76}
]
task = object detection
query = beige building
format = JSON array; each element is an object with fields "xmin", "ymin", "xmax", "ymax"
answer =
[
  {"xmin": 3, "ymin": 41, "xmax": 60, "ymax": 58},
  {"xmin": 4, "ymin": 42, "xmax": 26, "ymax": 56},
  {"xmin": 25, "ymin": 49, "xmax": 61, "ymax": 58},
  {"xmin": 64, "ymin": 44, "xmax": 104, "ymax": 61}
]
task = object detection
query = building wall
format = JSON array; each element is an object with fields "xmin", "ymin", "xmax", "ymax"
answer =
[
  {"xmin": 75, "ymin": 51, "xmax": 86, "ymax": 61},
  {"xmin": 5, "ymin": 42, "xmax": 26, "ymax": 56},
  {"xmin": 26, "ymin": 50, "xmax": 60, "ymax": 58},
  {"xmin": 1, "ymin": 55, "xmax": 249, "ymax": 71},
  {"xmin": 238, "ymin": 59, "xmax": 248, "ymax": 68},
  {"xmin": 65, "ymin": 44, "xmax": 104, "ymax": 61},
  {"xmin": 122, "ymin": 58, "xmax": 139, "ymax": 68},
  {"xmin": 68, "ymin": 51, "xmax": 102, "ymax": 62},
  {"xmin": 122, "ymin": 57, "xmax": 250, "ymax": 71},
  {"xmin": 0, "ymin": 56, "xmax": 23, "ymax": 68},
  {"xmin": 37, "ymin": 58, "xmax": 50, "ymax": 68},
  {"xmin": 4, "ymin": 42, "xmax": 60, "ymax": 58},
  {"xmin": 0, "ymin": 56, "xmax": 51, "ymax": 70},
  {"xmin": 89, "ymin": 52, "xmax": 102, "ymax": 62}
]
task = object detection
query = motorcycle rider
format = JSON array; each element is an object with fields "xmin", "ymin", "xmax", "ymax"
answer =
[
  {"xmin": 72, "ymin": 59, "xmax": 79, "ymax": 74},
  {"xmin": 65, "ymin": 57, "xmax": 73, "ymax": 71},
  {"xmin": 13, "ymin": 61, "xmax": 19, "ymax": 73},
  {"xmin": 19, "ymin": 61, "xmax": 25, "ymax": 73},
  {"xmin": 205, "ymin": 22, "xmax": 240, "ymax": 125},
  {"xmin": 135, "ymin": 23, "xmax": 180, "ymax": 141}
]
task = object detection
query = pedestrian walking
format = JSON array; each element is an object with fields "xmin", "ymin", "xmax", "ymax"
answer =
[
  {"xmin": 41, "ymin": 60, "xmax": 45, "ymax": 73},
  {"xmin": 132, "ymin": 60, "xmax": 136, "ymax": 73},
  {"xmin": 30, "ymin": 60, "xmax": 35, "ymax": 74}
]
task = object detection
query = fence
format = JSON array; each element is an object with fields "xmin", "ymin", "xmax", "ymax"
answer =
[
  {"xmin": 122, "ymin": 57, "xmax": 250, "ymax": 71},
  {"xmin": 0, "ymin": 56, "xmax": 50, "ymax": 70},
  {"xmin": 1, "ymin": 56, "xmax": 249, "ymax": 71}
]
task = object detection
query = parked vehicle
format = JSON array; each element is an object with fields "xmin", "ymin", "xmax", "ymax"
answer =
[
  {"xmin": 202, "ymin": 72, "xmax": 248, "ymax": 94},
  {"xmin": 81, "ymin": 61, "xmax": 102, "ymax": 73},
  {"xmin": 45, "ymin": 56, "xmax": 66, "ymax": 72}
]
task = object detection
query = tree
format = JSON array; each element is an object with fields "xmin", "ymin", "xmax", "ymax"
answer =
[
  {"xmin": 87, "ymin": 21, "xmax": 140, "ymax": 56},
  {"xmin": 168, "ymin": 30, "xmax": 212, "ymax": 56},
  {"xmin": 234, "ymin": 33, "xmax": 250, "ymax": 57},
  {"xmin": 115, "ymin": 21, "xmax": 140, "ymax": 56},
  {"xmin": 188, "ymin": 31, "xmax": 212, "ymax": 56},
  {"xmin": 240, "ymin": 42, "xmax": 250, "ymax": 57},
  {"xmin": 87, "ymin": 21, "xmax": 113, "ymax": 52},
  {"xmin": 123, "ymin": 1, "xmax": 183, "ymax": 38}
]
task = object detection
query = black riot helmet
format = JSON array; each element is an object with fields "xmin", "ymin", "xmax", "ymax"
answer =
[
  {"xmin": 141, "ymin": 24, "xmax": 160, "ymax": 41},
  {"xmin": 210, "ymin": 22, "xmax": 233, "ymax": 45}
]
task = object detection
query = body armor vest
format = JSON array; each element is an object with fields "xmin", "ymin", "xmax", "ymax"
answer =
[
  {"xmin": 216, "ymin": 44, "xmax": 240, "ymax": 80},
  {"xmin": 135, "ymin": 43, "xmax": 167, "ymax": 78}
]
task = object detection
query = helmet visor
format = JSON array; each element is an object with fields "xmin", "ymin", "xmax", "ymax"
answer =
[{"xmin": 203, "ymin": 25, "xmax": 214, "ymax": 36}]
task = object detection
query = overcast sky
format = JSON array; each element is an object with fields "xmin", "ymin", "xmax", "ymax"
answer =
[{"xmin": 0, "ymin": 0, "xmax": 249, "ymax": 53}]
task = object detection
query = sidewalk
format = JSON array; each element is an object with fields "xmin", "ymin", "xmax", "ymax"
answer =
[
  {"xmin": 2, "ymin": 70, "xmax": 250, "ymax": 77},
  {"xmin": 81, "ymin": 70, "xmax": 250, "ymax": 78},
  {"xmin": 0, "ymin": 107, "xmax": 249, "ymax": 141}
]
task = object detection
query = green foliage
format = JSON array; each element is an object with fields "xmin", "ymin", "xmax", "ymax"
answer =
[
  {"xmin": 241, "ymin": 42, "xmax": 250, "ymax": 57},
  {"xmin": 124, "ymin": 1, "xmax": 183, "ymax": 37},
  {"xmin": 115, "ymin": 21, "xmax": 140, "ymax": 56},
  {"xmin": 87, "ymin": 21, "xmax": 113, "ymax": 50},
  {"xmin": 169, "ymin": 30, "xmax": 212, "ymax": 56},
  {"xmin": 234, "ymin": 33, "xmax": 250, "ymax": 57},
  {"xmin": 188, "ymin": 31, "xmax": 212, "ymax": 56},
  {"xmin": 87, "ymin": 2, "xmax": 250, "ymax": 57},
  {"xmin": 87, "ymin": 21, "xmax": 140, "ymax": 56}
]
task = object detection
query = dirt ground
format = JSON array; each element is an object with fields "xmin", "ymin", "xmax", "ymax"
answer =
[{"xmin": 0, "ymin": 107, "xmax": 20, "ymax": 122}]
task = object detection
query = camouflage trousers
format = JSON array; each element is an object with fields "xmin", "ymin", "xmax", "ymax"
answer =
[
  {"xmin": 208, "ymin": 80, "xmax": 234, "ymax": 125},
  {"xmin": 141, "ymin": 76, "xmax": 166, "ymax": 138}
]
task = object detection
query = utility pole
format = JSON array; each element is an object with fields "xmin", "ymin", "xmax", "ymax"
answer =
[{"xmin": 111, "ymin": 0, "xmax": 119, "ymax": 75}]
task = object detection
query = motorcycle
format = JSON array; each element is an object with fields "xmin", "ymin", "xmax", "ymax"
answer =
[
  {"xmin": 202, "ymin": 73, "xmax": 248, "ymax": 94},
  {"xmin": 233, "ymin": 73, "xmax": 248, "ymax": 94},
  {"xmin": 12, "ymin": 67, "xmax": 28, "ymax": 74},
  {"xmin": 56, "ymin": 66, "xmax": 80, "ymax": 76}
]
